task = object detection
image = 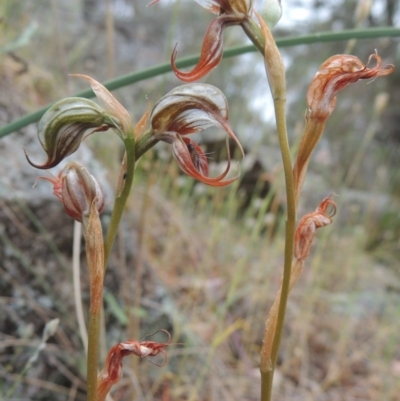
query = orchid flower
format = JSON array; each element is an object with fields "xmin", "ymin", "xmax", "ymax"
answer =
[
  {"xmin": 26, "ymin": 75, "xmax": 134, "ymax": 170},
  {"xmin": 293, "ymin": 52, "xmax": 394, "ymax": 204},
  {"xmin": 150, "ymin": 83, "xmax": 243, "ymax": 186},
  {"xmin": 36, "ymin": 162, "xmax": 105, "ymax": 225},
  {"xmin": 307, "ymin": 52, "xmax": 394, "ymax": 121},
  {"xmin": 97, "ymin": 331, "xmax": 172, "ymax": 401},
  {"xmin": 150, "ymin": 0, "xmax": 253, "ymax": 82}
]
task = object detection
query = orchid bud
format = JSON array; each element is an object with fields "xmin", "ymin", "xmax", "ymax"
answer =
[
  {"xmin": 39, "ymin": 162, "xmax": 104, "ymax": 224},
  {"xmin": 261, "ymin": 0, "xmax": 282, "ymax": 29},
  {"xmin": 26, "ymin": 97, "xmax": 116, "ymax": 169}
]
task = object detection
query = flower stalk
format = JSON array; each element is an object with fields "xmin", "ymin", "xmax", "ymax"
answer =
[
  {"xmin": 254, "ymin": 13, "xmax": 296, "ymax": 401},
  {"xmin": 104, "ymin": 135, "xmax": 136, "ymax": 268},
  {"xmin": 85, "ymin": 201, "xmax": 105, "ymax": 401}
]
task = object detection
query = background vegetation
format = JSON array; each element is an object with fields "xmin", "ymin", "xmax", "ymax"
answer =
[{"xmin": 0, "ymin": 0, "xmax": 399, "ymax": 400}]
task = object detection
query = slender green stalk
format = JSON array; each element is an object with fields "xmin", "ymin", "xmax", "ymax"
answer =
[
  {"xmin": 259, "ymin": 98, "xmax": 296, "ymax": 401},
  {"xmin": 1, "ymin": 27, "xmax": 399, "ymax": 138},
  {"xmin": 242, "ymin": 15, "xmax": 296, "ymax": 401},
  {"xmin": 87, "ymin": 309, "xmax": 102, "ymax": 401},
  {"xmin": 269, "ymin": 99, "xmax": 296, "ymax": 368},
  {"xmin": 104, "ymin": 135, "xmax": 136, "ymax": 268}
]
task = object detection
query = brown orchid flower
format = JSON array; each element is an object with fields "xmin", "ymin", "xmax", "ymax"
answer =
[
  {"xmin": 293, "ymin": 52, "xmax": 394, "ymax": 205},
  {"xmin": 307, "ymin": 52, "xmax": 394, "ymax": 121},
  {"xmin": 262, "ymin": 196, "xmax": 336, "ymax": 364},
  {"xmin": 36, "ymin": 162, "xmax": 104, "ymax": 224},
  {"xmin": 97, "ymin": 330, "xmax": 172, "ymax": 401},
  {"xmin": 150, "ymin": 0, "xmax": 253, "ymax": 81},
  {"xmin": 150, "ymin": 83, "xmax": 243, "ymax": 186},
  {"xmin": 294, "ymin": 196, "xmax": 336, "ymax": 261},
  {"xmin": 25, "ymin": 75, "xmax": 135, "ymax": 170}
]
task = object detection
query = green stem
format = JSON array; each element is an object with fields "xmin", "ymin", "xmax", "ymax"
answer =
[
  {"xmin": 1, "ymin": 27, "xmax": 399, "ymax": 138},
  {"xmin": 242, "ymin": 16, "xmax": 296, "ymax": 401},
  {"xmin": 135, "ymin": 130, "xmax": 159, "ymax": 161},
  {"xmin": 104, "ymin": 135, "xmax": 136, "ymax": 268},
  {"xmin": 269, "ymin": 100, "xmax": 296, "ymax": 367},
  {"xmin": 87, "ymin": 309, "xmax": 102, "ymax": 401},
  {"xmin": 260, "ymin": 98, "xmax": 296, "ymax": 401}
]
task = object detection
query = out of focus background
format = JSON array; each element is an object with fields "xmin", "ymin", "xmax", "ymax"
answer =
[{"xmin": 1, "ymin": 1, "xmax": 400, "ymax": 400}]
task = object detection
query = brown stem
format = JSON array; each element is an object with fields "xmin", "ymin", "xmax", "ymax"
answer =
[{"xmin": 84, "ymin": 203, "xmax": 105, "ymax": 401}]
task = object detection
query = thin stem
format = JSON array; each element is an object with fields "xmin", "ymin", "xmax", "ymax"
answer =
[
  {"xmin": 87, "ymin": 309, "xmax": 102, "ymax": 401},
  {"xmin": 260, "ymin": 98, "xmax": 296, "ymax": 401},
  {"xmin": 243, "ymin": 15, "xmax": 296, "ymax": 401},
  {"xmin": 241, "ymin": 17, "xmax": 265, "ymax": 55},
  {"xmin": 270, "ymin": 99, "xmax": 296, "ymax": 368},
  {"xmin": 104, "ymin": 135, "xmax": 136, "ymax": 268},
  {"xmin": 84, "ymin": 205, "xmax": 106, "ymax": 401},
  {"xmin": 1, "ymin": 27, "xmax": 399, "ymax": 138},
  {"xmin": 293, "ymin": 119, "xmax": 326, "ymax": 205}
]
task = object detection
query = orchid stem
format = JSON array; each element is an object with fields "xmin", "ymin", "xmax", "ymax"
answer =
[
  {"xmin": 104, "ymin": 134, "xmax": 136, "ymax": 269},
  {"xmin": 242, "ymin": 15, "xmax": 296, "ymax": 401},
  {"xmin": 241, "ymin": 17, "xmax": 266, "ymax": 56},
  {"xmin": 84, "ymin": 205, "xmax": 106, "ymax": 401}
]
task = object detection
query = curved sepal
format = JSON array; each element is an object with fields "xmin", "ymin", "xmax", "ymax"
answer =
[
  {"xmin": 171, "ymin": 15, "xmax": 242, "ymax": 82},
  {"xmin": 72, "ymin": 74, "xmax": 134, "ymax": 136}
]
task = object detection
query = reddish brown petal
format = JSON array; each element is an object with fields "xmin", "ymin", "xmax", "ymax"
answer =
[
  {"xmin": 172, "ymin": 135, "xmax": 238, "ymax": 186},
  {"xmin": 171, "ymin": 15, "xmax": 243, "ymax": 82},
  {"xmin": 97, "ymin": 334, "xmax": 172, "ymax": 401}
]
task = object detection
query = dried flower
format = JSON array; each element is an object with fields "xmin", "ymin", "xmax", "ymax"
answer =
[
  {"xmin": 307, "ymin": 53, "xmax": 394, "ymax": 121},
  {"xmin": 37, "ymin": 162, "xmax": 104, "ymax": 224},
  {"xmin": 294, "ymin": 196, "xmax": 336, "ymax": 261},
  {"xmin": 150, "ymin": 0, "xmax": 253, "ymax": 81},
  {"xmin": 150, "ymin": 83, "xmax": 243, "ymax": 186},
  {"xmin": 97, "ymin": 331, "xmax": 172, "ymax": 401},
  {"xmin": 293, "ymin": 52, "xmax": 394, "ymax": 204}
]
